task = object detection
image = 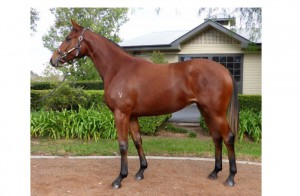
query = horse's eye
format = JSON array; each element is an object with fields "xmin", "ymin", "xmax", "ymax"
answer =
[{"xmin": 66, "ymin": 37, "xmax": 71, "ymax": 42}]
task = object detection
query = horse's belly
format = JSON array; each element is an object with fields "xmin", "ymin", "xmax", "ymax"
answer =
[{"xmin": 132, "ymin": 93, "xmax": 194, "ymax": 116}]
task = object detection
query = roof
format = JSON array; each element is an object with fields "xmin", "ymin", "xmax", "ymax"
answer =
[
  {"xmin": 120, "ymin": 30, "xmax": 188, "ymax": 47},
  {"xmin": 119, "ymin": 20, "xmax": 261, "ymax": 51}
]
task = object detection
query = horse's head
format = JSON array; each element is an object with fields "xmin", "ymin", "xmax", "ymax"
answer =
[{"xmin": 50, "ymin": 19, "xmax": 88, "ymax": 67}]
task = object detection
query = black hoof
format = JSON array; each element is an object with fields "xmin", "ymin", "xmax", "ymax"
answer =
[
  {"xmin": 224, "ymin": 178, "xmax": 235, "ymax": 187},
  {"xmin": 111, "ymin": 181, "xmax": 122, "ymax": 189},
  {"xmin": 208, "ymin": 172, "xmax": 218, "ymax": 180}
]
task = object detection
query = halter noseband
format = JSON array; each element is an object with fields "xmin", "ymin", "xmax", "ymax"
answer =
[{"xmin": 56, "ymin": 28, "xmax": 88, "ymax": 64}]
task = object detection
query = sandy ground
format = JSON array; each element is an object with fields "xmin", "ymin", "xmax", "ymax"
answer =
[{"xmin": 31, "ymin": 157, "xmax": 261, "ymax": 195}]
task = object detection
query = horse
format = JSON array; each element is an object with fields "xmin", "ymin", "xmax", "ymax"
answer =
[{"xmin": 50, "ymin": 20, "xmax": 239, "ymax": 189}]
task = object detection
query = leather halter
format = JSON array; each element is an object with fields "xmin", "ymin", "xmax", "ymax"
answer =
[{"xmin": 56, "ymin": 28, "xmax": 88, "ymax": 64}]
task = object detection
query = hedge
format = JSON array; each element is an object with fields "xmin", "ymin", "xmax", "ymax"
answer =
[
  {"xmin": 31, "ymin": 85, "xmax": 105, "ymax": 111},
  {"xmin": 31, "ymin": 80, "xmax": 104, "ymax": 90},
  {"xmin": 238, "ymin": 95, "xmax": 261, "ymax": 113}
]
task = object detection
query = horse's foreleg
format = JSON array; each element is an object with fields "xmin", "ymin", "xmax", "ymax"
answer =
[
  {"xmin": 111, "ymin": 110, "xmax": 130, "ymax": 189},
  {"xmin": 129, "ymin": 117, "xmax": 148, "ymax": 180},
  {"xmin": 223, "ymin": 131, "xmax": 237, "ymax": 187},
  {"xmin": 208, "ymin": 136, "xmax": 223, "ymax": 180}
]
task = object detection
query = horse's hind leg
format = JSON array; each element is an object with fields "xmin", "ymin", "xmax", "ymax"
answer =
[
  {"xmin": 129, "ymin": 117, "xmax": 148, "ymax": 180},
  {"xmin": 208, "ymin": 135, "xmax": 223, "ymax": 180},
  {"xmin": 223, "ymin": 130, "xmax": 237, "ymax": 186},
  {"xmin": 200, "ymin": 109, "xmax": 237, "ymax": 186}
]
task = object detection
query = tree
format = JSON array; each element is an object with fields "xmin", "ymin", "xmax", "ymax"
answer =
[
  {"xmin": 198, "ymin": 8, "xmax": 261, "ymax": 42},
  {"xmin": 30, "ymin": 8, "xmax": 40, "ymax": 33},
  {"xmin": 150, "ymin": 51, "xmax": 168, "ymax": 64},
  {"xmin": 42, "ymin": 8, "xmax": 129, "ymax": 81},
  {"xmin": 153, "ymin": 7, "xmax": 261, "ymax": 42}
]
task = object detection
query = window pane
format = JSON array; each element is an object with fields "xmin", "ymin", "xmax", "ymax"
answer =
[
  {"xmin": 235, "ymin": 76, "xmax": 240, "ymax": 81},
  {"xmin": 227, "ymin": 63, "xmax": 233, "ymax": 69},
  {"xmin": 234, "ymin": 69, "xmax": 240, "ymax": 75},
  {"xmin": 220, "ymin": 57, "xmax": 226, "ymax": 62},
  {"xmin": 212, "ymin": 56, "xmax": 219, "ymax": 62},
  {"xmin": 227, "ymin": 56, "xmax": 234, "ymax": 62},
  {"xmin": 234, "ymin": 63, "xmax": 241, "ymax": 68},
  {"xmin": 234, "ymin": 56, "xmax": 241, "ymax": 63}
]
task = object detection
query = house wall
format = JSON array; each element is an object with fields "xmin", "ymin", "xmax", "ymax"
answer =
[
  {"xmin": 243, "ymin": 53, "xmax": 262, "ymax": 94},
  {"xmin": 127, "ymin": 27, "xmax": 261, "ymax": 95}
]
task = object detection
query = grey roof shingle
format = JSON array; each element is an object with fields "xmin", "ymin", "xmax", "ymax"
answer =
[
  {"xmin": 119, "ymin": 20, "xmax": 261, "ymax": 49},
  {"xmin": 119, "ymin": 30, "xmax": 188, "ymax": 47}
]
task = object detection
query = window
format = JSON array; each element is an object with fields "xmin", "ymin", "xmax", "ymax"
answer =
[{"xmin": 179, "ymin": 54, "xmax": 243, "ymax": 93}]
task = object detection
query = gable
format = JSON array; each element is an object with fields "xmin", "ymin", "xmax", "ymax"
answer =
[{"xmin": 183, "ymin": 27, "xmax": 240, "ymax": 45}]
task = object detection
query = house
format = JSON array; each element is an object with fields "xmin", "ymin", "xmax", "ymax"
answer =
[{"xmin": 119, "ymin": 18, "xmax": 261, "ymax": 95}]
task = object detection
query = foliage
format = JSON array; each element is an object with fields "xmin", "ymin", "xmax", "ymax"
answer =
[
  {"xmin": 239, "ymin": 95, "xmax": 261, "ymax": 113},
  {"xmin": 31, "ymin": 89, "xmax": 105, "ymax": 111},
  {"xmin": 31, "ymin": 83, "xmax": 91, "ymax": 111},
  {"xmin": 31, "ymin": 105, "xmax": 170, "ymax": 141},
  {"xmin": 30, "ymin": 8, "xmax": 39, "ymax": 33},
  {"xmin": 238, "ymin": 110, "xmax": 261, "ymax": 142},
  {"xmin": 31, "ymin": 105, "xmax": 116, "ymax": 141},
  {"xmin": 150, "ymin": 50, "xmax": 168, "ymax": 64},
  {"xmin": 197, "ymin": 8, "xmax": 261, "ymax": 42},
  {"xmin": 162, "ymin": 123, "xmax": 189, "ymax": 134},
  {"xmin": 139, "ymin": 115, "xmax": 171, "ymax": 135},
  {"xmin": 42, "ymin": 8, "xmax": 129, "ymax": 81},
  {"xmin": 31, "ymin": 80, "xmax": 104, "ymax": 90},
  {"xmin": 200, "ymin": 100, "xmax": 262, "ymax": 142}
]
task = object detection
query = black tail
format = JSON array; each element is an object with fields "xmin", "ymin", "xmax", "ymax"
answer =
[{"xmin": 227, "ymin": 75, "xmax": 239, "ymax": 139}]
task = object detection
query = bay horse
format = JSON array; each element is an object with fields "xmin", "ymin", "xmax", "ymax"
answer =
[{"xmin": 50, "ymin": 20, "xmax": 239, "ymax": 188}]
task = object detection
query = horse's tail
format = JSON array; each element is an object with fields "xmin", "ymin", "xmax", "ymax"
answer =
[{"xmin": 227, "ymin": 74, "xmax": 239, "ymax": 139}]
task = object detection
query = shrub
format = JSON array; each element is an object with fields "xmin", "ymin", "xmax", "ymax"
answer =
[
  {"xmin": 31, "ymin": 88, "xmax": 105, "ymax": 111},
  {"xmin": 31, "ymin": 83, "xmax": 90, "ymax": 111},
  {"xmin": 31, "ymin": 80, "xmax": 104, "ymax": 90},
  {"xmin": 31, "ymin": 105, "xmax": 116, "ymax": 140},
  {"xmin": 139, "ymin": 115, "xmax": 171, "ymax": 135},
  {"xmin": 200, "ymin": 109, "xmax": 262, "ymax": 142},
  {"xmin": 31, "ymin": 105, "xmax": 170, "ymax": 141},
  {"xmin": 30, "ymin": 81, "xmax": 53, "ymax": 90},
  {"xmin": 238, "ymin": 95, "xmax": 261, "ymax": 113},
  {"xmin": 238, "ymin": 109, "xmax": 261, "ymax": 142}
]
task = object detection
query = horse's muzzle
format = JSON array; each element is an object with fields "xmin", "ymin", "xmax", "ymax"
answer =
[{"xmin": 50, "ymin": 56, "xmax": 63, "ymax": 67}]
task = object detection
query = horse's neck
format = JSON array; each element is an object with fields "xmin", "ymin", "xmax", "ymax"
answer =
[{"xmin": 85, "ymin": 32, "xmax": 131, "ymax": 85}]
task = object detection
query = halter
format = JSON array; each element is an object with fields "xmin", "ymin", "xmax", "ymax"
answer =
[{"xmin": 56, "ymin": 28, "xmax": 88, "ymax": 64}]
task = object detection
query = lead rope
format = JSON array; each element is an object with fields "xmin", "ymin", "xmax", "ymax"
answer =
[{"xmin": 31, "ymin": 71, "xmax": 69, "ymax": 103}]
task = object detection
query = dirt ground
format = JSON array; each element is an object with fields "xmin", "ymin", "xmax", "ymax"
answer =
[{"xmin": 31, "ymin": 157, "xmax": 261, "ymax": 196}]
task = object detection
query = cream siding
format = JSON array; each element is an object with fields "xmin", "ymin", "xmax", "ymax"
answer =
[
  {"xmin": 179, "ymin": 44, "xmax": 242, "ymax": 54},
  {"xmin": 243, "ymin": 53, "xmax": 261, "ymax": 94},
  {"xmin": 179, "ymin": 27, "xmax": 242, "ymax": 54}
]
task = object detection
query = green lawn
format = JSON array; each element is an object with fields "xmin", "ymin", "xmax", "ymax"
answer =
[{"xmin": 31, "ymin": 136, "xmax": 261, "ymax": 162}]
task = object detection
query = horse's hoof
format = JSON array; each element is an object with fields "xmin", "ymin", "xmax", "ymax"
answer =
[
  {"xmin": 224, "ymin": 179, "xmax": 235, "ymax": 187},
  {"xmin": 208, "ymin": 172, "xmax": 218, "ymax": 180},
  {"xmin": 135, "ymin": 174, "xmax": 144, "ymax": 180},
  {"xmin": 111, "ymin": 181, "xmax": 121, "ymax": 189}
]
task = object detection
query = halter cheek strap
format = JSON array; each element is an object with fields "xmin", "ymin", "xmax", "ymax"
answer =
[{"xmin": 75, "ymin": 28, "xmax": 88, "ymax": 57}]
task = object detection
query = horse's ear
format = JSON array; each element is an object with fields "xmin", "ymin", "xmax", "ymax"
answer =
[{"xmin": 71, "ymin": 19, "xmax": 80, "ymax": 29}]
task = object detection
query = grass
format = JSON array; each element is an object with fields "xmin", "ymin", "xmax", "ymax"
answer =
[{"xmin": 31, "ymin": 136, "xmax": 261, "ymax": 161}]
